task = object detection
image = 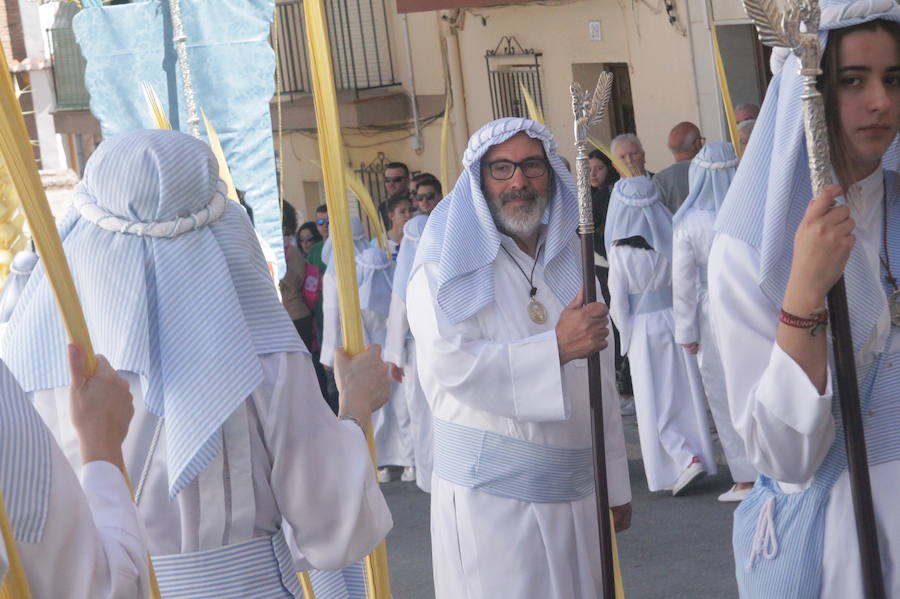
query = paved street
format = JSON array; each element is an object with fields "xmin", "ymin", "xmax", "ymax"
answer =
[{"xmin": 381, "ymin": 413, "xmax": 741, "ymax": 598}]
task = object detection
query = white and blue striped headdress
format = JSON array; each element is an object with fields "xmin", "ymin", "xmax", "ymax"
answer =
[
  {"xmin": 605, "ymin": 176, "xmax": 674, "ymax": 258},
  {"xmin": 716, "ymin": 0, "xmax": 900, "ymax": 359},
  {"xmin": 392, "ymin": 214, "xmax": 427, "ymax": 304},
  {"xmin": 415, "ymin": 118, "xmax": 580, "ymax": 324},
  {"xmin": 673, "ymin": 142, "xmax": 739, "ymax": 226},
  {"xmin": 357, "ymin": 246, "xmax": 392, "ymax": 320},
  {"xmin": 0, "ymin": 360, "xmax": 51, "ymax": 544},
  {"xmin": 1, "ymin": 129, "xmax": 304, "ymax": 498},
  {"xmin": 321, "ymin": 216, "xmax": 368, "ymax": 267}
]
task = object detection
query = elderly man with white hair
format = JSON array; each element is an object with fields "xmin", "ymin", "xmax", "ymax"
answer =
[
  {"xmin": 407, "ymin": 118, "xmax": 631, "ymax": 598},
  {"xmin": 611, "ymin": 132, "xmax": 651, "ymax": 178}
]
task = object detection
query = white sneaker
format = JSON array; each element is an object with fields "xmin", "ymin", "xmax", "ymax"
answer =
[
  {"xmin": 401, "ymin": 466, "xmax": 416, "ymax": 482},
  {"xmin": 376, "ymin": 468, "xmax": 391, "ymax": 484},
  {"xmin": 717, "ymin": 484, "xmax": 752, "ymax": 503},
  {"xmin": 672, "ymin": 457, "xmax": 706, "ymax": 496}
]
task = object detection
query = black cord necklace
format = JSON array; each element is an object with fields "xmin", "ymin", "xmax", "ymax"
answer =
[
  {"xmin": 500, "ymin": 242, "xmax": 548, "ymax": 324},
  {"xmin": 878, "ymin": 189, "xmax": 900, "ymax": 326}
]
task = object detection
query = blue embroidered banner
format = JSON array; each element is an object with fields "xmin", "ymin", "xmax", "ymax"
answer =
[{"xmin": 73, "ymin": 0, "xmax": 285, "ymax": 274}]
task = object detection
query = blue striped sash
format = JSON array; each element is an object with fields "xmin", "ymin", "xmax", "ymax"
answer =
[
  {"xmin": 432, "ymin": 418, "xmax": 594, "ymax": 503},
  {"xmin": 628, "ymin": 286, "xmax": 673, "ymax": 315},
  {"xmin": 151, "ymin": 530, "xmax": 302, "ymax": 599}
]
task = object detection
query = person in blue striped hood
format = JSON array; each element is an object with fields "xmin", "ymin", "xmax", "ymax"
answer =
[
  {"xmin": 0, "ymin": 129, "xmax": 392, "ymax": 598},
  {"xmin": 407, "ymin": 118, "xmax": 631, "ymax": 598},
  {"xmin": 709, "ymin": 0, "xmax": 900, "ymax": 595},
  {"xmin": 1, "ymin": 347, "xmax": 149, "ymax": 598}
]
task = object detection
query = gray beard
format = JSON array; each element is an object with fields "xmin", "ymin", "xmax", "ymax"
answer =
[{"xmin": 488, "ymin": 189, "xmax": 548, "ymax": 238}]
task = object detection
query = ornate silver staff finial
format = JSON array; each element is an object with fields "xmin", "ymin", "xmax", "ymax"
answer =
[
  {"xmin": 742, "ymin": 0, "xmax": 830, "ymax": 193},
  {"xmin": 571, "ymin": 71, "xmax": 614, "ymax": 235}
]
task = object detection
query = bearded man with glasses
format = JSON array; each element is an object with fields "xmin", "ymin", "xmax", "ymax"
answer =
[{"xmin": 406, "ymin": 118, "xmax": 631, "ymax": 598}]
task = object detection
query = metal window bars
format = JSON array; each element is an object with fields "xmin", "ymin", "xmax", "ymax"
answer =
[{"xmin": 484, "ymin": 36, "xmax": 544, "ymax": 121}]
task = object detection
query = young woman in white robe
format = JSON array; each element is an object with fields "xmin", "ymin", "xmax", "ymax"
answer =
[
  {"xmin": 710, "ymin": 5, "xmax": 900, "ymax": 596},
  {"xmin": 606, "ymin": 176, "xmax": 716, "ymax": 494},
  {"xmin": 321, "ymin": 230, "xmax": 416, "ymax": 479},
  {"xmin": 672, "ymin": 142, "xmax": 757, "ymax": 502},
  {"xmin": 384, "ymin": 214, "xmax": 434, "ymax": 493}
]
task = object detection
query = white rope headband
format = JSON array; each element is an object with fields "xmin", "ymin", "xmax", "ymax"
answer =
[
  {"xmin": 74, "ymin": 179, "xmax": 228, "ymax": 238},
  {"xmin": 694, "ymin": 158, "xmax": 740, "ymax": 170}
]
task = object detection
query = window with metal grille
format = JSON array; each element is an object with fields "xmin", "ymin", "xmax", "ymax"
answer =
[
  {"xmin": 484, "ymin": 36, "xmax": 544, "ymax": 121},
  {"xmin": 274, "ymin": 0, "xmax": 397, "ymax": 96}
]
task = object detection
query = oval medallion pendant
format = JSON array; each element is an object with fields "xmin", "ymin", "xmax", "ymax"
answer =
[
  {"xmin": 528, "ymin": 298, "xmax": 548, "ymax": 324},
  {"xmin": 890, "ymin": 289, "xmax": 900, "ymax": 327}
]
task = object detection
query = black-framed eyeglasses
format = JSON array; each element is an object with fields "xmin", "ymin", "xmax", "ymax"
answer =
[
  {"xmin": 416, "ymin": 191, "xmax": 439, "ymax": 201},
  {"xmin": 316, "ymin": 218, "xmax": 329, "ymax": 226},
  {"xmin": 483, "ymin": 158, "xmax": 549, "ymax": 181},
  {"xmin": 384, "ymin": 176, "xmax": 407, "ymax": 184}
]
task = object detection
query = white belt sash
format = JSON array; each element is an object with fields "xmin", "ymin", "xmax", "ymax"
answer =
[{"xmin": 432, "ymin": 418, "xmax": 594, "ymax": 503}]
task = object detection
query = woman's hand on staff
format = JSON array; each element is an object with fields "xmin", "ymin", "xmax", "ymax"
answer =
[
  {"xmin": 779, "ymin": 184, "xmax": 853, "ymax": 394},
  {"xmin": 787, "ymin": 184, "xmax": 855, "ymax": 305}
]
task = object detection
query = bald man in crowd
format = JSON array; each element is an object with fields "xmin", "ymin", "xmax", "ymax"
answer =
[{"xmin": 653, "ymin": 121, "xmax": 703, "ymax": 213}]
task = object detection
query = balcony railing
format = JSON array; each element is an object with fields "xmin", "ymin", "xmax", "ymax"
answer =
[
  {"xmin": 274, "ymin": 0, "xmax": 397, "ymax": 96},
  {"xmin": 47, "ymin": 25, "xmax": 90, "ymax": 111}
]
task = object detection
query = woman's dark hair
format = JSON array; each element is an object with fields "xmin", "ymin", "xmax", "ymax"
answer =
[
  {"xmin": 298, "ymin": 221, "xmax": 322, "ymax": 243},
  {"xmin": 588, "ymin": 149, "xmax": 620, "ymax": 189},
  {"xmin": 281, "ymin": 200, "xmax": 298, "ymax": 236},
  {"xmin": 613, "ymin": 235, "xmax": 654, "ymax": 250},
  {"xmin": 821, "ymin": 19, "xmax": 900, "ymax": 188},
  {"xmin": 386, "ymin": 192, "xmax": 412, "ymax": 215}
]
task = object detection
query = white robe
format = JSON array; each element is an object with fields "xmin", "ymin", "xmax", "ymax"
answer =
[
  {"xmin": 708, "ymin": 168, "xmax": 900, "ymax": 598},
  {"xmin": 32, "ymin": 351, "xmax": 392, "ymax": 573},
  {"xmin": 607, "ymin": 244, "xmax": 716, "ymax": 491},
  {"xmin": 673, "ymin": 209, "xmax": 756, "ymax": 483},
  {"xmin": 4, "ymin": 458, "xmax": 149, "ymax": 599},
  {"xmin": 322, "ymin": 269, "xmax": 415, "ymax": 468},
  {"xmin": 384, "ymin": 284, "xmax": 433, "ymax": 492},
  {"xmin": 407, "ymin": 233, "xmax": 630, "ymax": 599}
]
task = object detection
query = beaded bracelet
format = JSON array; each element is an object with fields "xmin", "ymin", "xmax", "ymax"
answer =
[{"xmin": 779, "ymin": 307, "xmax": 829, "ymax": 336}]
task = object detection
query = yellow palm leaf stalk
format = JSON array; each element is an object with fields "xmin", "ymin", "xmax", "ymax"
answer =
[
  {"xmin": 202, "ymin": 111, "xmax": 238, "ymax": 201},
  {"xmin": 710, "ymin": 27, "xmax": 742, "ymax": 158},
  {"xmin": 302, "ymin": 2, "xmax": 392, "ymax": 597},
  {"xmin": 0, "ymin": 490, "xmax": 31, "ymax": 599},
  {"xmin": 520, "ymin": 84, "xmax": 544, "ymax": 125},
  {"xmin": 440, "ymin": 92, "xmax": 451, "ymax": 194},
  {"xmin": 1, "ymin": 46, "xmax": 163, "ymax": 599},
  {"xmin": 141, "ymin": 82, "xmax": 172, "ymax": 131},
  {"xmin": 344, "ymin": 166, "xmax": 388, "ymax": 254}
]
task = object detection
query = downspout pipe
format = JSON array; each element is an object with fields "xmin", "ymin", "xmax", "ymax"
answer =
[{"xmin": 401, "ymin": 13, "xmax": 424, "ymax": 154}]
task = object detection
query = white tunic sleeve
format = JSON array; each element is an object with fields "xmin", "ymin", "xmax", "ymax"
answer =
[
  {"xmin": 20, "ymin": 455, "xmax": 149, "ymax": 599},
  {"xmin": 407, "ymin": 266, "xmax": 568, "ymax": 423},
  {"xmin": 672, "ymin": 227, "xmax": 700, "ymax": 345},
  {"xmin": 383, "ymin": 294, "xmax": 408, "ymax": 366},
  {"xmin": 708, "ymin": 234, "xmax": 835, "ymax": 484},
  {"xmin": 255, "ymin": 352, "xmax": 392, "ymax": 571},
  {"xmin": 319, "ymin": 271, "xmax": 341, "ymax": 367},
  {"xmin": 606, "ymin": 246, "xmax": 634, "ymax": 356}
]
